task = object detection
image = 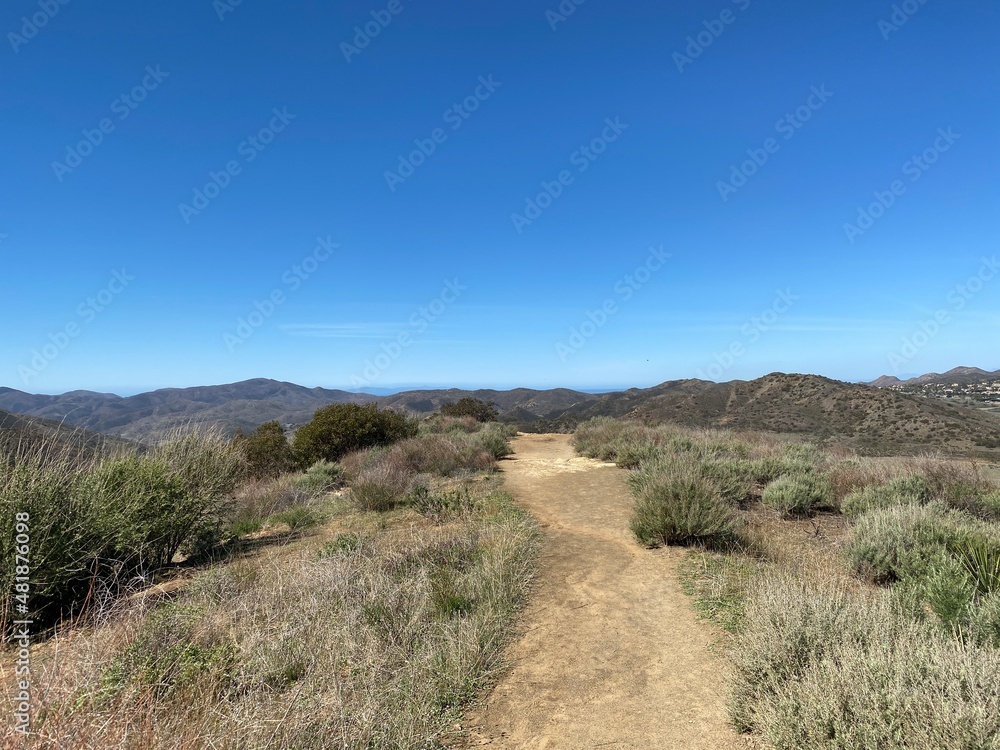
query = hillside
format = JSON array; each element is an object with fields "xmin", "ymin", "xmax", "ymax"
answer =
[
  {"xmin": 0, "ymin": 407, "xmax": 131, "ymax": 460},
  {"xmin": 4, "ymin": 374, "xmax": 999, "ymax": 457},
  {"xmin": 552, "ymin": 373, "xmax": 1000, "ymax": 457},
  {"xmin": 0, "ymin": 380, "xmax": 601, "ymax": 443},
  {"xmin": 869, "ymin": 366, "xmax": 1000, "ymax": 387}
]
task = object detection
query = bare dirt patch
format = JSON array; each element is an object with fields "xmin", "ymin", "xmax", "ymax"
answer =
[{"xmin": 461, "ymin": 434, "xmax": 745, "ymax": 749}]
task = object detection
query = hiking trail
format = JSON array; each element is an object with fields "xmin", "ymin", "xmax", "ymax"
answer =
[{"xmin": 462, "ymin": 433, "xmax": 745, "ymax": 749}]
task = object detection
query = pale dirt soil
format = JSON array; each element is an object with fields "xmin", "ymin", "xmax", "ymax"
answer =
[{"xmin": 460, "ymin": 434, "xmax": 749, "ymax": 749}]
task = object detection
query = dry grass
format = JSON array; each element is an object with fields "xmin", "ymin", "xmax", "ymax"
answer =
[{"xmin": 2, "ymin": 474, "xmax": 538, "ymax": 749}]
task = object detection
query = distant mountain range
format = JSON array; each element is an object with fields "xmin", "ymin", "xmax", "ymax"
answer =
[
  {"xmin": 3, "ymin": 372, "xmax": 1000, "ymax": 457},
  {"xmin": 868, "ymin": 366, "xmax": 1000, "ymax": 388},
  {"xmin": 0, "ymin": 380, "xmax": 599, "ymax": 443}
]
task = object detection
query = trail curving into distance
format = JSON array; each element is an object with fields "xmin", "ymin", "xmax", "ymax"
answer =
[{"xmin": 462, "ymin": 434, "xmax": 744, "ymax": 749}]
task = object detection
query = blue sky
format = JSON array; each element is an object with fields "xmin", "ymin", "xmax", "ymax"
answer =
[{"xmin": 1, "ymin": 0, "xmax": 997, "ymax": 395}]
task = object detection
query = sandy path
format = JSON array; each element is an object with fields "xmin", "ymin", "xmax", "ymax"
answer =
[{"xmin": 462, "ymin": 434, "xmax": 743, "ymax": 749}]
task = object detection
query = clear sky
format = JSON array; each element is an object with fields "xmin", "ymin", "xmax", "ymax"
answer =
[{"xmin": 2, "ymin": 0, "xmax": 998, "ymax": 395}]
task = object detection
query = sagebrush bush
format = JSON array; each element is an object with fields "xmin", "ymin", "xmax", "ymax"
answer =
[
  {"xmin": 843, "ymin": 503, "xmax": 981, "ymax": 584},
  {"xmin": 226, "ymin": 476, "xmax": 310, "ymax": 537},
  {"xmin": 699, "ymin": 459, "xmax": 754, "ymax": 505},
  {"xmin": 760, "ymin": 473, "xmax": 833, "ymax": 517},
  {"xmin": 421, "ymin": 415, "xmax": 479, "ymax": 434},
  {"xmin": 841, "ymin": 474, "xmax": 931, "ymax": 518},
  {"xmin": 730, "ymin": 574, "xmax": 1000, "ymax": 749},
  {"xmin": 629, "ymin": 460, "xmax": 737, "ymax": 547}
]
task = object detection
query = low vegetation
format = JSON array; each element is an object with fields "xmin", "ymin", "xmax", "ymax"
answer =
[
  {"xmin": 573, "ymin": 416, "xmax": 1000, "ymax": 749},
  {"xmin": 1, "ymin": 429, "xmax": 244, "ymax": 628},
  {"xmin": 2, "ymin": 411, "xmax": 535, "ymax": 749}
]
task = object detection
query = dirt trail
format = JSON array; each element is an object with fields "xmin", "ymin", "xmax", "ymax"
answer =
[{"xmin": 463, "ymin": 434, "xmax": 744, "ymax": 749}]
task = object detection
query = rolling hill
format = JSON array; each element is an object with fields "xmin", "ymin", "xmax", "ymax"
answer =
[
  {"xmin": 3, "ymin": 373, "xmax": 999, "ymax": 457},
  {"xmin": 0, "ymin": 380, "xmax": 602, "ymax": 443}
]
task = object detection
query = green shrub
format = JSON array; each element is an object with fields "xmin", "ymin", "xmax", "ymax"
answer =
[
  {"xmin": 730, "ymin": 575, "xmax": 1000, "ymax": 749},
  {"xmin": 629, "ymin": 462, "xmax": 737, "ymax": 547},
  {"xmin": 942, "ymin": 485, "xmax": 1000, "ymax": 522},
  {"xmin": 292, "ymin": 404, "xmax": 417, "ymax": 464},
  {"xmin": 408, "ymin": 485, "xmax": 477, "ymax": 521},
  {"xmin": 761, "ymin": 473, "xmax": 833, "ymax": 517},
  {"xmin": 439, "ymin": 397, "xmax": 499, "ymax": 423},
  {"xmin": 0, "ymin": 429, "xmax": 243, "ymax": 627},
  {"xmin": 291, "ymin": 460, "xmax": 343, "ymax": 495},
  {"xmin": 318, "ymin": 532, "xmax": 370, "ymax": 558},
  {"xmin": 233, "ymin": 421, "xmax": 298, "ymax": 479},
  {"xmin": 613, "ymin": 440, "xmax": 664, "ymax": 469},
  {"xmin": 103, "ymin": 602, "xmax": 235, "ymax": 699},
  {"xmin": 841, "ymin": 475, "xmax": 931, "ymax": 518},
  {"xmin": 476, "ymin": 424, "xmax": 514, "ymax": 461}
]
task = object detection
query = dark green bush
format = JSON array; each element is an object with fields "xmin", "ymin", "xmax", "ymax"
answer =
[
  {"xmin": 234, "ymin": 421, "xmax": 298, "ymax": 479},
  {"xmin": 439, "ymin": 398, "xmax": 499, "ymax": 423},
  {"xmin": 292, "ymin": 404, "xmax": 417, "ymax": 464}
]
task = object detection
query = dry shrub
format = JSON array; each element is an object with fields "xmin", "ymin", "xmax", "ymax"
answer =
[
  {"xmin": 390, "ymin": 435, "xmax": 494, "ymax": 476},
  {"xmin": 731, "ymin": 573, "xmax": 1000, "ymax": 749},
  {"xmin": 350, "ymin": 452, "xmax": 414, "ymax": 512},
  {"xmin": 7, "ymin": 490, "xmax": 538, "ymax": 749}
]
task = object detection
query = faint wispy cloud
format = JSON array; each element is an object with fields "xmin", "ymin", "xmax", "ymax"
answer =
[{"xmin": 279, "ymin": 324, "xmax": 395, "ymax": 339}]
